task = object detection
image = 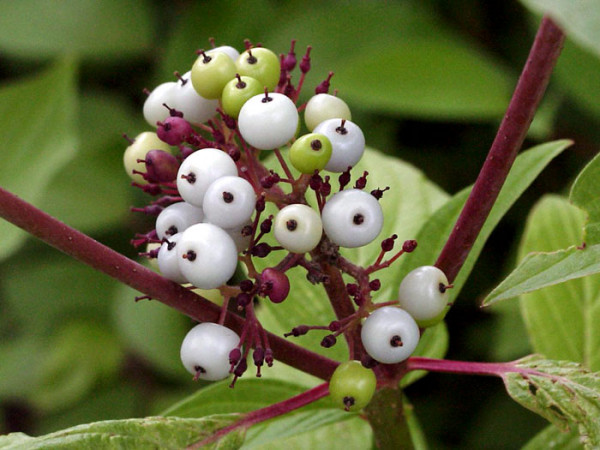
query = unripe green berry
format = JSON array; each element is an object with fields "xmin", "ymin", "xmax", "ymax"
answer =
[
  {"xmin": 304, "ymin": 94, "xmax": 352, "ymax": 131},
  {"xmin": 191, "ymin": 51, "xmax": 237, "ymax": 99},
  {"xmin": 328, "ymin": 360, "xmax": 377, "ymax": 412},
  {"xmin": 236, "ymin": 48, "xmax": 280, "ymax": 91},
  {"xmin": 289, "ymin": 133, "xmax": 332, "ymax": 174},
  {"xmin": 123, "ymin": 132, "xmax": 172, "ymax": 184},
  {"xmin": 221, "ymin": 75, "xmax": 263, "ymax": 118}
]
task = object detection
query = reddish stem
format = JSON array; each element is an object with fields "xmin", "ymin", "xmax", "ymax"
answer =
[
  {"xmin": 189, "ymin": 382, "xmax": 329, "ymax": 448},
  {"xmin": 435, "ymin": 16, "xmax": 565, "ymax": 283},
  {"xmin": 0, "ymin": 186, "xmax": 338, "ymax": 380},
  {"xmin": 406, "ymin": 357, "xmax": 539, "ymax": 378}
]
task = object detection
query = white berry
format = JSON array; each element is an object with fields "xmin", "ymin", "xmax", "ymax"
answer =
[
  {"xmin": 155, "ymin": 202, "xmax": 204, "ymax": 240},
  {"xmin": 398, "ymin": 266, "xmax": 450, "ymax": 327},
  {"xmin": 304, "ymin": 94, "xmax": 352, "ymax": 131},
  {"xmin": 203, "ymin": 176, "xmax": 256, "ymax": 229},
  {"xmin": 207, "ymin": 45, "xmax": 240, "ymax": 62},
  {"xmin": 180, "ymin": 322, "xmax": 240, "ymax": 381},
  {"xmin": 321, "ymin": 189, "xmax": 383, "ymax": 248},
  {"xmin": 361, "ymin": 306, "xmax": 420, "ymax": 364},
  {"xmin": 157, "ymin": 233, "xmax": 188, "ymax": 284},
  {"xmin": 171, "ymin": 71, "xmax": 218, "ymax": 126},
  {"xmin": 273, "ymin": 204, "xmax": 323, "ymax": 253},
  {"xmin": 176, "ymin": 148, "xmax": 238, "ymax": 207},
  {"xmin": 177, "ymin": 223, "xmax": 238, "ymax": 289},
  {"xmin": 238, "ymin": 93, "xmax": 299, "ymax": 150},
  {"xmin": 314, "ymin": 119, "xmax": 365, "ymax": 173},
  {"xmin": 143, "ymin": 82, "xmax": 177, "ymax": 128}
]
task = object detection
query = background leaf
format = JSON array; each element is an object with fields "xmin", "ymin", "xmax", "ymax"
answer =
[
  {"xmin": 523, "ymin": 424, "xmax": 582, "ymax": 450},
  {"xmin": 519, "ymin": 0, "xmax": 600, "ymax": 58},
  {"xmin": 571, "ymin": 151, "xmax": 600, "ymax": 245},
  {"xmin": 0, "ymin": 58, "xmax": 78, "ymax": 261},
  {"xmin": 0, "ymin": 0, "xmax": 155, "ymax": 60}
]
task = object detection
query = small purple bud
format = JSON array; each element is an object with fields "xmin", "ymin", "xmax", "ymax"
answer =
[
  {"xmin": 315, "ymin": 71, "xmax": 334, "ymax": 95},
  {"xmin": 402, "ymin": 240, "xmax": 418, "ymax": 253},
  {"xmin": 338, "ymin": 168, "xmax": 351, "ymax": 190},
  {"xmin": 253, "ymin": 347, "xmax": 265, "ymax": 367},
  {"xmin": 261, "ymin": 268, "xmax": 290, "ymax": 303},
  {"xmin": 370, "ymin": 186, "xmax": 390, "ymax": 200},
  {"xmin": 229, "ymin": 348, "xmax": 242, "ymax": 366},
  {"xmin": 236, "ymin": 293, "xmax": 252, "ymax": 308},
  {"xmin": 260, "ymin": 216, "xmax": 273, "ymax": 234},
  {"xmin": 255, "ymin": 195, "xmax": 266, "ymax": 212},
  {"xmin": 251, "ymin": 243, "xmax": 272, "ymax": 258},
  {"xmin": 381, "ymin": 234, "xmax": 398, "ymax": 252},
  {"xmin": 233, "ymin": 357, "xmax": 248, "ymax": 378},
  {"xmin": 284, "ymin": 325, "xmax": 310, "ymax": 337},
  {"xmin": 300, "ymin": 46, "xmax": 311, "ymax": 73},
  {"xmin": 157, "ymin": 116, "xmax": 193, "ymax": 146},
  {"xmin": 354, "ymin": 171, "xmax": 369, "ymax": 190},
  {"xmin": 239, "ymin": 279, "xmax": 254, "ymax": 292},
  {"xmin": 369, "ymin": 279, "xmax": 381, "ymax": 291},
  {"xmin": 346, "ymin": 283, "xmax": 359, "ymax": 296},
  {"xmin": 328, "ymin": 320, "xmax": 341, "ymax": 332},
  {"xmin": 264, "ymin": 348, "xmax": 274, "ymax": 366},
  {"xmin": 143, "ymin": 150, "xmax": 180, "ymax": 183},
  {"xmin": 282, "ymin": 39, "xmax": 297, "ymax": 71},
  {"xmin": 320, "ymin": 334, "xmax": 337, "ymax": 348}
]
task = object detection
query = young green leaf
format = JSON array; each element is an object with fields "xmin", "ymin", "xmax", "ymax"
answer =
[
  {"xmin": 523, "ymin": 424, "xmax": 582, "ymax": 450},
  {"xmin": 0, "ymin": 415, "xmax": 243, "ymax": 449},
  {"xmin": 503, "ymin": 355, "xmax": 600, "ymax": 449},
  {"xmin": 571, "ymin": 151, "xmax": 600, "ymax": 245}
]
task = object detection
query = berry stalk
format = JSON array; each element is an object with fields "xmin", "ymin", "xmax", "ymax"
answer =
[
  {"xmin": 435, "ymin": 15, "xmax": 565, "ymax": 283},
  {"xmin": 0, "ymin": 186, "xmax": 338, "ymax": 380}
]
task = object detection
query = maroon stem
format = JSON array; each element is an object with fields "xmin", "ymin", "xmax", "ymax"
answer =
[
  {"xmin": 407, "ymin": 357, "xmax": 537, "ymax": 378},
  {"xmin": 0, "ymin": 186, "xmax": 338, "ymax": 380},
  {"xmin": 435, "ymin": 16, "xmax": 565, "ymax": 283},
  {"xmin": 189, "ymin": 382, "xmax": 329, "ymax": 448}
]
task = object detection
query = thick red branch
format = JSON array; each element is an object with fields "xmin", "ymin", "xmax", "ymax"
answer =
[
  {"xmin": 0, "ymin": 186, "xmax": 338, "ymax": 380},
  {"xmin": 435, "ymin": 16, "xmax": 565, "ymax": 283}
]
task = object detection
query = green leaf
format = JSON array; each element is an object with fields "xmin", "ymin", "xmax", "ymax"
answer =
[
  {"xmin": 553, "ymin": 39, "xmax": 600, "ymax": 118},
  {"xmin": 0, "ymin": 415, "xmax": 244, "ymax": 449},
  {"xmin": 160, "ymin": 1, "xmax": 512, "ymax": 120},
  {"xmin": 503, "ymin": 355, "xmax": 600, "ymax": 449},
  {"xmin": 112, "ymin": 283, "xmax": 189, "ymax": 380},
  {"xmin": 401, "ymin": 140, "xmax": 571, "ymax": 304},
  {"xmin": 41, "ymin": 92, "xmax": 143, "ymax": 231},
  {"xmin": 0, "ymin": 0, "xmax": 155, "ymax": 60},
  {"xmin": 0, "ymin": 57, "xmax": 78, "ymax": 261},
  {"xmin": 162, "ymin": 379, "xmax": 311, "ymax": 418},
  {"xmin": 486, "ymin": 244, "xmax": 600, "ymax": 304},
  {"xmin": 519, "ymin": 0, "xmax": 600, "ymax": 58},
  {"xmin": 518, "ymin": 196, "xmax": 600, "ymax": 367},
  {"xmin": 523, "ymin": 424, "xmax": 582, "ymax": 450},
  {"xmin": 163, "ymin": 379, "xmax": 372, "ymax": 449},
  {"xmin": 571, "ymin": 151, "xmax": 600, "ymax": 245}
]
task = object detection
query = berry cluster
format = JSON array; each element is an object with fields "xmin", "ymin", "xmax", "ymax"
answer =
[{"xmin": 124, "ymin": 40, "xmax": 453, "ymax": 409}]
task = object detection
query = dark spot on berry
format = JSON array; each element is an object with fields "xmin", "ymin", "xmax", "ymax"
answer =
[
  {"xmin": 390, "ymin": 335, "xmax": 403, "ymax": 347},
  {"xmin": 262, "ymin": 88, "xmax": 272, "ymax": 103},
  {"xmin": 343, "ymin": 396, "xmax": 355, "ymax": 411},
  {"xmin": 166, "ymin": 240, "xmax": 177, "ymax": 251},
  {"xmin": 182, "ymin": 172, "xmax": 196, "ymax": 184},
  {"xmin": 235, "ymin": 74, "xmax": 246, "ymax": 89},
  {"xmin": 223, "ymin": 191, "xmax": 234, "ymax": 203},
  {"xmin": 286, "ymin": 219, "xmax": 298, "ymax": 231},
  {"xmin": 310, "ymin": 139, "xmax": 322, "ymax": 151},
  {"xmin": 185, "ymin": 250, "xmax": 197, "ymax": 261},
  {"xmin": 246, "ymin": 50, "xmax": 257, "ymax": 64},
  {"xmin": 166, "ymin": 225, "xmax": 178, "ymax": 236},
  {"xmin": 439, "ymin": 282, "xmax": 447, "ymax": 293},
  {"xmin": 194, "ymin": 365, "xmax": 206, "ymax": 374},
  {"xmin": 336, "ymin": 119, "xmax": 348, "ymax": 135},
  {"xmin": 353, "ymin": 213, "xmax": 364, "ymax": 225}
]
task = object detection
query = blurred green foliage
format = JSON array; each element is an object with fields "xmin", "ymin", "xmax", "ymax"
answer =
[{"xmin": 0, "ymin": 0, "xmax": 599, "ymax": 448}]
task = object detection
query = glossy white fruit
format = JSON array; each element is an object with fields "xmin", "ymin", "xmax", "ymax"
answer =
[
  {"xmin": 143, "ymin": 82, "xmax": 177, "ymax": 128},
  {"xmin": 171, "ymin": 71, "xmax": 218, "ymax": 126},
  {"xmin": 304, "ymin": 94, "xmax": 352, "ymax": 131},
  {"xmin": 238, "ymin": 93, "xmax": 299, "ymax": 150},
  {"xmin": 361, "ymin": 306, "xmax": 420, "ymax": 364},
  {"xmin": 176, "ymin": 148, "xmax": 238, "ymax": 207},
  {"xmin": 398, "ymin": 266, "xmax": 450, "ymax": 327},
  {"xmin": 273, "ymin": 204, "xmax": 323, "ymax": 253},
  {"xmin": 321, "ymin": 189, "xmax": 383, "ymax": 248},
  {"xmin": 313, "ymin": 119, "xmax": 365, "ymax": 172},
  {"xmin": 155, "ymin": 202, "xmax": 204, "ymax": 240},
  {"xmin": 176, "ymin": 223, "xmax": 238, "ymax": 289},
  {"xmin": 207, "ymin": 45, "xmax": 240, "ymax": 62},
  {"xmin": 203, "ymin": 176, "xmax": 256, "ymax": 229},
  {"xmin": 180, "ymin": 322, "xmax": 240, "ymax": 381}
]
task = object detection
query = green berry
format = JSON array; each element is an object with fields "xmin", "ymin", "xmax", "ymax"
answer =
[
  {"xmin": 328, "ymin": 360, "xmax": 377, "ymax": 412},
  {"xmin": 221, "ymin": 75, "xmax": 263, "ymax": 118},
  {"xmin": 191, "ymin": 51, "xmax": 237, "ymax": 99},
  {"xmin": 289, "ymin": 133, "xmax": 332, "ymax": 174},
  {"xmin": 304, "ymin": 93, "xmax": 352, "ymax": 131},
  {"xmin": 236, "ymin": 47, "xmax": 280, "ymax": 91}
]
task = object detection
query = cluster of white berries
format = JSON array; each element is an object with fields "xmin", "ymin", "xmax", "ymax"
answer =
[{"xmin": 123, "ymin": 40, "xmax": 453, "ymax": 399}]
